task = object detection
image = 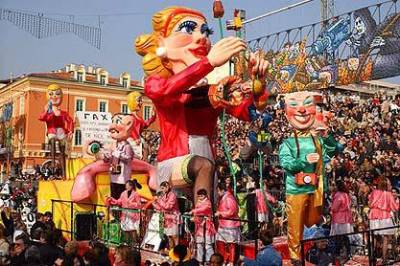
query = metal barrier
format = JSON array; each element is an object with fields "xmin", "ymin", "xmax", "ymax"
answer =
[
  {"xmin": 51, "ymin": 199, "xmax": 264, "ymax": 264},
  {"xmin": 300, "ymin": 224, "xmax": 400, "ymax": 266}
]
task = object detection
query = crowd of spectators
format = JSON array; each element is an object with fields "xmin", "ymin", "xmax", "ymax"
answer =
[{"xmin": 1, "ymin": 89, "xmax": 399, "ymax": 265}]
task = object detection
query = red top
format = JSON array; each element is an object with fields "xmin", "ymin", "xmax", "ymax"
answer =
[
  {"xmin": 109, "ymin": 190, "xmax": 141, "ymax": 222},
  {"xmin": 217, "ymin": 190, "xmax": 240, "ymax": 228},
  {"xmin": 368, "ymin": 189, "xmax": 399, "ymax": 220},
  {"xmin": 130, "ymin": 114, "xmax": 156, "ymax": 140},
  {"xmin": 255, "ymin": 188, "xmax": 276, "ymax": 214},
  {"xmin": 331, "ymin": 191, "xmax": 353, "ymax": 224},
  {"xmin": 38, "ymin": 110, "xmax": 74, "ymax": 135},
  {"xmin": 153, "ymin": 191, "xmax": 180, "ymax": 228},
  {"xmin": 145, "ymin": 57, "xmax": 252, "ymax": 162},
  {"xmin": 192, "ymin": 198, "xmax": 216, "ymax": 237}
]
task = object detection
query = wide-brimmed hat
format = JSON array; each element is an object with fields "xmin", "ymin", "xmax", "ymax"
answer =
[{"xmin": 168, "ymin": 244, "xmax": 191, "ymax": 262}]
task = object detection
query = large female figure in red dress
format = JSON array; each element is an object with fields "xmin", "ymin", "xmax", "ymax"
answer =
[{"xmin": 135, "ymin": 6, "xmax": 269, "ymax": 201}]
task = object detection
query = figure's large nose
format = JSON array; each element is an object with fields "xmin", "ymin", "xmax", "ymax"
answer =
[{"xmin": 298, "ymin": 106, "xmax": 306, "ymax": 113}]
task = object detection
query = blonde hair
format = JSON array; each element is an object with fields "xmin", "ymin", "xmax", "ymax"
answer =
[
  {"xmin": 135, "ymin": 6, "xmax": 206, "ymax": 78},
  {"xmin": 127, "ymin": 91, "xmax": 142, "ymax": 112},
  {"xmin": 46, "ymin": 84, "xmax": 62, "ymax": 101}
]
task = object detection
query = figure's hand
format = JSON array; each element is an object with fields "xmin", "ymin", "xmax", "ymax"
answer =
[
  {"xmin": 102, "ymin": 150, "xmax": 112, "ymax": 161},
  {"xmin": 207, "ymin": 37, "xmax": 247, "ymax": 67},
  {"xmin": 306, "ymin": 153, "xmax": 320, "ymax": 163},
  {"xmin": 248, "ymin": 51, "xmax": 269, "ymax": 79}
]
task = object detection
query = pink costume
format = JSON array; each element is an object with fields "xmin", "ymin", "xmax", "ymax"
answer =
[
  {"xmin": 255, "ymin": 188, "xmax": 276, "ymax": 216},
  {"xmin": 217, "ymin": 191, "xmax": 240, "ymax": 229},
  {"xmin": 191, "ymin": 198, "xmax": 216, "ymax": 237},
  {"xmin": 192, "ymin": 197, "xmax": 216, "ymax": 262},
  {"xmin": 368, "ymin": 190, "xmax": 399, "ymax": 220},
  {"xmin": 153, "ymin": 191, "xmax": 180, "ymax": 230},
  {"xmin": 331, "ymin": 191, "xmax": 352, "ymax": 224},
  {"xmin": 109, "ymin": 190, "xmax": 141, "ymax": 223},
  {"xmin": 38, "ymin": 110, "xmax": 73, "ymax": 139}
]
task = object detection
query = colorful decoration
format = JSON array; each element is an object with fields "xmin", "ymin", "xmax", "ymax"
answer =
[
  {"xmin": 135, "ymin": 6, "xmax": 269, "ymax": 200},
  {"xmin": 71, "ymin": 113, "xmax": 157, "ymax": 202},
  {"xmin": 247, "ymin": 2, "xmax": 400, "ymax": 93},
  {"xmin": 38, "ymin": 84, "xmax": 74, "ymax": 177},
  {"xmin": 279, "ymin": 91, "xmax": 340, "ymax": 262}
]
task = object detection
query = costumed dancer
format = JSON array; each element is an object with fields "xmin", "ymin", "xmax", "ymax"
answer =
[
  {"xmin": 278, "ymin": 91, "xmax": 340, "ymax": 264},
  {"xmin": 215, "ymin": 183, "xmax": 240, "ymax": 266},
  {"xmin": 135, "ymin": 6, "xmax": 269, "ymax": 202},
  {"xmin": 255, "ymin": 180, "xmax": 276, "ymax": 225},
  {"xmin": 107, "ymin": 179, "xmax": 142, "ymax": 244},
  {"xmin": 186, "ymin": 189, "xmax": 216, "ymax": 263},
  {"xmin": 38, "ymin": 84, "xmax": 73, "ymax": 177},
  {"xmin": 330, "ymin": 180, "xmax": 353, "ymax": 257},
  {"xmin": 368, "ymin": 178, "xmax": 399, "ymax": 262},
  {"xmin": 127, "ymin": 91, "xmax": 156, "ymax": 160},
  {"xmin": 152, "ymin": 181, "xmax": 180, "ymax": 252}
]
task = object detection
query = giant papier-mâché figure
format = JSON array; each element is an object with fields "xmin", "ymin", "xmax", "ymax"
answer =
[
  {"xmin": 278, "ymin": 91, "xmax": 339, "ymax": 263},
  {"xmin": 135, "ymin": 6, "xmax": 269, "ymax": 202},
  {"xmin": 38, "ymin": 84, "xmax": 74, "ymax": 177},
  {"xmin": 127, "ymin": 91, "xmax": 156, "ymax": 160},
  {"xmin": 71, "ymin": 113, "xmax": 157, "ymax": 202}
]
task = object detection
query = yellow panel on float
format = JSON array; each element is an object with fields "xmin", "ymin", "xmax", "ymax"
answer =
[{"xmin": 37, "ymin": 158, "xmax": 153, "ymax": 239}]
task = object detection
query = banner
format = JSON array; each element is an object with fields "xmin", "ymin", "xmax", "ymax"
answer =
[
  {"xmin": 247, "ymin": 0, "xmax": 400, "ymax": 93},
  {"xmin": 76, "ymin": 111, "xmax": 113, "ymax": 153}
]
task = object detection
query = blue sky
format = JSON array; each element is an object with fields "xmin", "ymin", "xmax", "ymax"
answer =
[{"xmin": 0, "ymin": 0, "xmax": 398, "ymax": 84}]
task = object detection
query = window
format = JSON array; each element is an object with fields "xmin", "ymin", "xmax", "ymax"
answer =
[
  {"xmin": 19, "ymin": 96, "xmax": 25, "ymax": 115},
  {"xmin": 121, "ymin": 103, "xmax": 128, "ymax": 114},
  {"xmin": 143, "ymin": 105, "xmax": 152, "ymax": 120},
  {"xmin": 98, "ymin": 100, "xmax": 108, "ymax": 112},
  {"xmin": 77, "ymin": 72, "xmax": 84, "ymax": 82},
  {"xmin": 75, "ymin": 98, "xmax": 85, "ymax": 112},
  {"xmin": 74, "ymin": 129, "xmax": 82, "ymax": 146},
  {"xmin": 100, "ymin": 75, "xmax": 107, "ymax": 85},
  {"xmin": 122, "ymin": 78, "xmax": 129, "ymax": 88}
]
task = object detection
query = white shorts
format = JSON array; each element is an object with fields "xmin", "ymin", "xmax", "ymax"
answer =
[
  {"xmin": 165, "ymin": 224, "xmax": 179, "ymax": 237},
  {"xmin": 216, "ymin": 227, "xmax": 241, "ymax": 243},
  {"xmin": 48, "ymin": 128, "xmax": 66, "ymax": 140},
  {"xmin": 258, "ymin": 213, "xmax": 269, "ymax": 223},
  {"xmin": 121, "ymin": 217, "xmax": 140, "ymax": 232},
  {"xmin": 157, "ymin": 135, "xmax": 214, "ymax": 188},
  {"xmin": 370, "ymin": 218, "xmax": 396, "ymax": 235},
  {"xmin": 330, "ymin": 223, "xmax": 354, "ymax": 236}
]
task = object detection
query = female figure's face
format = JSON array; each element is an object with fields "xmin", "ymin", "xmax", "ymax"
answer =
[{"xmin": 161, "ymin": 16, "xmax": 212, "ymax": 71}]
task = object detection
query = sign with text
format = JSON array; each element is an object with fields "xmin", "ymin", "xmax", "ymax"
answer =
[{"xmin": 76, "ymin": 111, "xmax": 114, "ymax": 153}]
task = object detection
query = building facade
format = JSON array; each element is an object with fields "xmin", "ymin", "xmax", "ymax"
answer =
[{"xmin": 0, "ymin": 64, "xmax": 156, "ymax": 179}]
